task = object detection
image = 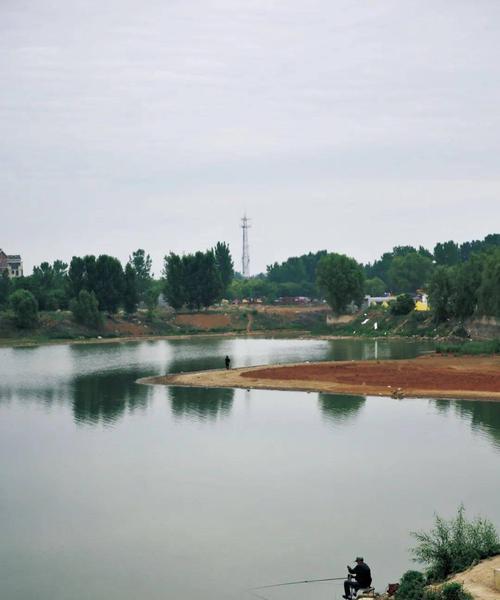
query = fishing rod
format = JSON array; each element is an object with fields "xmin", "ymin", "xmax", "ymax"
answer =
[{"xmin": 251, "ymin": 575, "xmax": 346, "ymax": 590}]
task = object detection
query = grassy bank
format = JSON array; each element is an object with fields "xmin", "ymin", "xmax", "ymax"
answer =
[
  {"xmin": 324, "ymin": 306, "xmax": 458, "ymax": 338},
  {"xmin": 0, "ymin": 305, "xmax": 329, "ymax": 346},
  {"xmin": 0, "ymin": 304, "xmax": 491, "ymax": 348},
  {"xmin": 436, "ymin": 339, "xmax": 500, "ymax": 355}
]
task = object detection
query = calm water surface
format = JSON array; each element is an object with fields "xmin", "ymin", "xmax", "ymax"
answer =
[{"xmin": 1, "ymin": 337, "xmax": 499, "ymax": 600}]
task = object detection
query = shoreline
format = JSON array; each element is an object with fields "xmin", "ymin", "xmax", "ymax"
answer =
[
  {"xmin": 0, "ymin": 330, "xmax": 438, "ymax": 349},
  {"xmin": 0, "ymin": 329, "xmax": 314, "ymax": 349},
  {"xmin": 139, "ymin": 355, "xmax": 500, "ymax": 401}
]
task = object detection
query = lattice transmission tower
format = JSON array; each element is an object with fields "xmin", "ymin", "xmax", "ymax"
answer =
[{"xmin": 241, "ymin": 214, "xmax": 251, "ymax": 278}]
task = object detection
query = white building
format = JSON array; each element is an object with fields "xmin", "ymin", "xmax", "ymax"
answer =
[{"xmin": 0, "ymin": 249, "xmax": 23, "ymax": 278}]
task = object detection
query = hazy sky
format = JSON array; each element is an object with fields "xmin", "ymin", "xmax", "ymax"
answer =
[{"xmin": 1, "ymin": 0, "xmax": 499, "ymax": 275}]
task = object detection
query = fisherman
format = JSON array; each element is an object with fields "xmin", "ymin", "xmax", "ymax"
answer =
[
  {"xmin": 225, "ymin": 355, "xmax": 231, "ymax": 369},
  {"xmin": 343, "ymin": 557, "xmax": 372, "ymax": 600}
]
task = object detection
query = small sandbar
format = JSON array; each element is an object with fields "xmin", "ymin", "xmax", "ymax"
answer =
[{"xmin": 139, "ymin": 354, "xmax": 500, "ymax": 400}]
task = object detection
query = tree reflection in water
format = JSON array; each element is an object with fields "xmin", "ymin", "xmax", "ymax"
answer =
[
  {"xmin": 71, "ymin": 369, "xmax": 154, "ymax": 426},
  {"xmin": 318, "ymin": 393, "xmax": 366, "ymax": 425},
  {"xmin": 168, "ymin": 386, "xmax": 234, "ymax": 422},
  {"xmin": 433, "ymin": 398, "xmax": 500, "ymax": 450}
]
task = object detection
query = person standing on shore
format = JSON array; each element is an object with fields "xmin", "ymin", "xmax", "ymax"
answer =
[{"xmin": 225, "ymin": 355, "xmax": 231, "ymax": 369}]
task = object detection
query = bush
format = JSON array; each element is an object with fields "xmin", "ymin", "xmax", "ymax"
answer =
[
  {"xmin": 424, "ymin": 582, "xmax": 473, "ymax": 600},
  {"xmin": 70, "ymin": 290, "xmax": 103, "ymax": 329},
  {"xmin": 396, "ymin": 571, "xmax": 426, "ymax": 600},
  {"xmin": 390, "ymin": 293, "xmax": 416, "ymax": 315},
  {"xmin": 9, "ymin": 289, "xmax": 39, "ymax": 328},
  {"xmin": 411, "ymin": 505, "xmax": 500, "ymax": 580},
  {"xmin": 440, "ymin": 583, "xmax": 472, "ymax": 600},
  {"xmin": 436, "ymin": 339, "xmax": 500, "ymax": 355}
]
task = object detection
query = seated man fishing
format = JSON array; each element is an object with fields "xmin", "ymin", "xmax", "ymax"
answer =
[{"xmin": 343, "ymin": 556, "xmax": 372, "ymax": 599}]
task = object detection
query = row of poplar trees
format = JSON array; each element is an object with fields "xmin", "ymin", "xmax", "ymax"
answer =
[{"xmin": 163, "ymin": 242, "xmax": 234, "ymax": 309}]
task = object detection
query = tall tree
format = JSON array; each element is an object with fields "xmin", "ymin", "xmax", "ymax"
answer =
[
  {"xmin": 316, "ymin": 253, "xmax": 364, "ymax": 314},
  {"xmin": 128, "ymin": 249, "xmax": 153, "ymax": 302},
  {"xmin": 198, "ymin": 250, "xmax": 222, "ymax": 307},
  {"xmin": 214, "ymin": 242, "xmax": 234, "ymax": 297},
  {"xmin": 123, "ymin": 263, "xmax": 139, "ymax": 314},
  {"xmin": 94, "ymin": 255, "xmax": 124, "ymax": 313},
  {"xmin": 163, "ymin": 253, "xmax": 185, "ymax": 309},
  {"xmin": 0, "ymin": 269, "xmax": 12, "ymax": 308},
  {"xmin": 434, "ymin": 241, "xmax": 460, "ymax": 266},
  {"xmin": 449, "ymin": 257, "xmax": 483, "ymax": 319},
  {"xmin": 68, "ymin": 256, "xmax": 86, "ymax": 297},
  {"xmin": 0, "ymin": 270, "xmax": 12, "ymax": 308},
  {"xmin": 388, "ymin": 252, "xmax": 434, "ymax": 293},
  {"xmin": 477, "ymin": 249, "xmax": 500, "ymax": 317},
  {"xmin": 429, "ymin": 266, "xmax": 453, "ymax": 322}
]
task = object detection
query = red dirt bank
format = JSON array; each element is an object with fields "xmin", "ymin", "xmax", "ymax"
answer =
[{"xmin": 141, "ymin": 355, "xmax": 500, "ymax": 400}]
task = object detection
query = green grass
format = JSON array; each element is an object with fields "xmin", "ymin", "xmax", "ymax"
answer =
[{"xmin": 436, "ymin": 339, "xmax": 500, "ymax": 355}]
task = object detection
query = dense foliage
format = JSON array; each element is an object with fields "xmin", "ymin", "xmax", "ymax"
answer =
[
  {"xmin": 411, "ymin": 505, "xmax": 500, "ymax": 580},
  {"xmin": 1, "ymin": 232, "xmax": 500, "ymax": 329},
  {"xmin": 163, "ymin": 244, "xmax": 233, "ymax": 309},
  {"xmin": 10, "ymin": 289, "xmax": 39, "ymax": 328},
  {"xmin": 316, "ymin": 253, "xmax": 365, "ymax": 313},
  {"xmin": 390, "ymin": 293, "xmax": 416, "ymax": 315},
  {"xmin": 429, "ymin": 248, "xmax": 500, "ymax": 321},
  {"xmin": 424, "ymin": 583, "xmax": 473, "ymax": 600},
  {"xmin": 395, "ymin": 570, "xmax": 426, "ymax": 600},
  {"xmin": 70, "ymin": 290, "xmax": 102, "ymax": 329},
  {"xmin": 266, "ymin": 250, "xmax": 327, "ymax": 297}
]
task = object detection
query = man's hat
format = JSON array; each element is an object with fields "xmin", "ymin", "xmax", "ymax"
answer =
[{"xmin": 355, "ymin": 557, "xmax": 364, "ymax": 562}]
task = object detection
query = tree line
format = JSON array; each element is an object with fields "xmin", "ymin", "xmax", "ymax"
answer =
[
  {"xmin": 1, "ymin": 233, "xmax": 499, "ymax": 328},
  {"xmin": 0, "ymin": 243, "xmax": 234, "ymax": 328}
]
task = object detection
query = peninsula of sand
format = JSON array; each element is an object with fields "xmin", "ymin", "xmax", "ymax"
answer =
[{"xmin": 140, "ymin": 355, "xmax": 500, "ymax": 400}]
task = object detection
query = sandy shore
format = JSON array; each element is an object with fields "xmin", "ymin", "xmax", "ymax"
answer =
[{"xmin": 139, "ymin": 355, "xmax": 500, "ymax": 400}]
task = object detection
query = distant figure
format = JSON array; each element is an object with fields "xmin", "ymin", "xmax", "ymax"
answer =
[
  {"xmin": 225, "ymin": 355, "xmax": 231, "ymax": 369},
  {"xmin": 343, "ymin": 557, "xmax": 372, "ymax": 600}
]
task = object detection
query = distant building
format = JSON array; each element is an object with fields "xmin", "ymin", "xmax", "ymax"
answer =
[
  {"xmin": 364, "ymin": 294, "xmax": 396, "ymax": 308},
  {"xmin": 414, "ymin": 292, "xmax": 430, "ymax": 311},
  {"xmin": 274, "ymin": 296, "xmax": 312, "ymax": 305},
  {"xmin": 0, "ymin": 249, "xmax": 23, "ymax": 278}
]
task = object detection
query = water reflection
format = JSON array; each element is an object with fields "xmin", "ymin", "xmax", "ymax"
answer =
[
  {"xmin": 432, "ymin": 399, "xmax": 500, "ymax": 449},
  {"xmin": 71, "ymin": 369, "xmax": 154, "ymax": 426},
  {"xmin": 318, "ymin": 393, "xmax": 366, "ymax": 425},
  {"xmin": 167, "ymin": 356, "xmax": 225, "ymax": 375},
  {"xmin": 169, "ymin": 386, "xmax": 234, "ymax": 422}
]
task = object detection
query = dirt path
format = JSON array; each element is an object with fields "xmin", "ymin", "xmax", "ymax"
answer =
[
  {"xmin": 448, "ymin": 555, "xmax": 500, "ymax": 600},
  {"xmin": 140, "ymin": 355, "xmax": 500, "ymax": 400}
]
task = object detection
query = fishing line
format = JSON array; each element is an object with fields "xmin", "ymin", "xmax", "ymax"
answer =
[
  {"xmin": 252, "ymin": 576, "xmax": 346, "ymax": 590},
  {"xmin": 247, "ymin": 575, "xmax": 346, "ymax": 599}
]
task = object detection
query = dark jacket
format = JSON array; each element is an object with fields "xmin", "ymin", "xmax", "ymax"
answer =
[{"xmin": 348, "ymin": 563, "xmax": 372, "ymax": 587}]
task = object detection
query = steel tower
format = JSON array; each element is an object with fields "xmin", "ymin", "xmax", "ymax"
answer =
[{"xmin": 241, "ymin": 214, "xmax": 251, "ymax": 278}]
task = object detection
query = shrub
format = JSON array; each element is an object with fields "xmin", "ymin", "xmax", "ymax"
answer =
[
  {"xmin": 396, "ymin": 570, "xmax": 426, "ymax": 600},
  {"xmin": 70, "ymin": 290, "xmax": 103, "ymax": 329},
  {"xmin": 424, "ymin": 583, "xmax": 473, "ymax": 600},
  {"xmin": 9, "ymin": 289, "xmax": 39, "ymax": 328},
  {"xmin": 440, "ymin": 583, "xmax": 472, "ymax": 600},
  {"xmin": 390, "ymin": 293, "xmax": 416, "ymax": 315},
  {"xmin": 411, "ymin": 505, "xmax": 500, "ymax": 580}
]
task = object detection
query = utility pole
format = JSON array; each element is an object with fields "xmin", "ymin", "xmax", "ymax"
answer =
[{"xmin": 241, "ymin": 214, "xmax": 251, "ymax": 278}]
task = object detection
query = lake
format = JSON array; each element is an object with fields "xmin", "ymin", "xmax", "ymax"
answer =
[{"xmin": 1, "ymin": 337, "xmax": 499, "ymax": 600}]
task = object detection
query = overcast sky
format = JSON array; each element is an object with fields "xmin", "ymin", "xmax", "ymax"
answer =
[{"xmin": 1, "ymin": 0, "xmax": 499, "ymax": 275}]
